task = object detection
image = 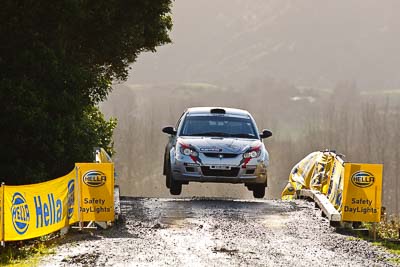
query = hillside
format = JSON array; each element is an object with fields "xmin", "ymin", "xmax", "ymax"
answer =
[{"xmin": 129, "ymin": 0, "xmax": 400, "ymax": 89}]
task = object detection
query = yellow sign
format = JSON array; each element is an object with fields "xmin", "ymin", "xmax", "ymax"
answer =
[
  {"xmin": 1, "ymin": 162, "xmax": 114, "ymax": 241},
  {"xmin": 3, "ymin": 170, "xmax": 77, "ymax": 241},
  {"xmin": 342, "ymin": 163, "xmax": 383, "ymax": 222},
  {"xmin": 76, "ymin": 163, "xmax": 114, "ymax": 222},
  {"xmin": 0, "ymin": 185, "xmax": 4, "ymax": 242}
]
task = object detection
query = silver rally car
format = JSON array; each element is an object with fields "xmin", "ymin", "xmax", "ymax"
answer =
[{"xmin": 162, "ymin": 107, "xmax": 272, "ymax": 198}]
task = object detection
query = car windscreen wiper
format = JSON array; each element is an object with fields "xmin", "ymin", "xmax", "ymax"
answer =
[
  {"xmin": 188, "ymin": 132, "xmax": 230, "ymax": 137},
  {"xmin": 229, "ymin": 133, "xmax": 257, "ymax": 139}
]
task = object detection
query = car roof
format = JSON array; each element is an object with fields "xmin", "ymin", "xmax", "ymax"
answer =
[{"xmin": 186, "ymin": 107, "xmax": 251, "ymax": 117}]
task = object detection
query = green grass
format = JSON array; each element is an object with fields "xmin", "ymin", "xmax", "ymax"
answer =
[
  {"xmin": 371, "ymin": 240, "xmax": 400, "ymax": 253},
  {"xmin": 346, "ymin": 236, "xmax": 361, "ymax": 241},
  {"xmin": 361, "ymin": 215, "xmax": 400, "ymax": 264},
  {"xmin": 372, "ymin": 240, "xmax": 400, "ymax": 265},
  {"xmin": 0, "ymin": 237, "xmax": 56, "ymax": 266}
]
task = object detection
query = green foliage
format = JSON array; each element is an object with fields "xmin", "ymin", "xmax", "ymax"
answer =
[
  {"xmin": 376, "ymin": 215, "xmax": 400, "ymax": 240},
  {"xmin": 364, "ymin": 216, "xmax": 400, "ymax": 241},
  {"xmin": 0, "ymin": 0, "xmax": 172, "ymax": 184},
  {"xmin": 0, "ymin": 240, "xmax": 55, "ymax": 266},
  {"xmin": 77, "ymin": 105, "xmax": 117, "ymax": 160},
  {"xmin": 362, "ymin": 216, "xmax": 400, "ymax": 260},
  {"xmin": 372, "ymin": 240, "xmax": 400, "ymax": 264}
]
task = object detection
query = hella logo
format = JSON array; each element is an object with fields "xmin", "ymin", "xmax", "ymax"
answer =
[
  {"xmin": 83, "ymin": 171, "xmax": 107, "ymax": 187},
  {"xmin": 11, "ymin": 192, "xmax": 30, "ymax": 235},
  {"xmin": 67, "ymin": 179, "xmax": 75, "ymax": 219},
  {"xmin": 351, "ymin": 171, "xmax": 375, "ymax": 188}
]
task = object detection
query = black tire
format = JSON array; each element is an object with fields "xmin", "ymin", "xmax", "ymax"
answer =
[
  {"xmin": 166, "ymin": 171, "xmax": 171, "ymax": 189},
  {"xmin": 253, "ymin": 185, "xmax": 265, "ymax": 198},
  {"xmin": 165, "ymin": 162, "xmax": 173, "ymax": 189},
  {"xmin": 166, "ymin": 164, "xmax": 182, "ymax": 195},
  {"xmin": 170, "ymin": 180, "xmax": 182, "ymax": 195}
]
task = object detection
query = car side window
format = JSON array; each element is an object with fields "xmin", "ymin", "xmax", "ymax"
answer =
[{"xmin": 175, "ymin": 112, "xmax": 186, "ymax": 134}]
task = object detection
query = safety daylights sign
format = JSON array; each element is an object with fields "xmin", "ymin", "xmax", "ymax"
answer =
[
  {"xmin": 342, "ymin": 163, "xmax": 383, "ymax": 222},
  {"xmin": 77, "ymin": 163, "xmax": 114, "ymax": 222}
]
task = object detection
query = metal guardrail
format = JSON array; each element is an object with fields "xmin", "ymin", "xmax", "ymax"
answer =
[{"xmin": 296, "ymin": 189, "xmax": 341, "ymax": 222}]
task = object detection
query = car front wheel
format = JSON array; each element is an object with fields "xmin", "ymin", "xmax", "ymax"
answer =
[
  {"xmin": 252, "ymin": 185, "xmax": 265, "ymax": 198},
  {"xmin": 166, "ymin": 171, "xmax": 171, "ymax": 189},
  {"xmin": 170, "ymin": 179, "xmax": 182, "ymax": 195},
  {"xmin": 166, "ymin": 165, "xmax": 182, "ymax": 195}
]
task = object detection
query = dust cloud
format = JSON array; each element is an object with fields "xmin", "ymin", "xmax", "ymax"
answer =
[{"xmin": 101, "ymin": 1, "xmax": 400, "ymax": 214}]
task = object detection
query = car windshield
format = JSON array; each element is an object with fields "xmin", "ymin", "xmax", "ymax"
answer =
[{"xmin": 180, "ymin": 115, "xmax": 258, "ymax": 139}]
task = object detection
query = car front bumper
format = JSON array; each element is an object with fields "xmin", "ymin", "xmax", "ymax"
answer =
[{"xmin": 171, "ymin": 156, "xmax": 268, "ymax": 184}]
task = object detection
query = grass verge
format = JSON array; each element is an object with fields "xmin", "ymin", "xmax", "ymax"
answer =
[
  {"xmin": 0, "ymin": 235, "xmax": 57, "ymax": 266},
  {"xmin": 371, "ymin": 240, "xmax": 400, "ymax": 265},
  {"xmin": 362, "ymin": 215, "xmax": 400, "ymax": 265}
]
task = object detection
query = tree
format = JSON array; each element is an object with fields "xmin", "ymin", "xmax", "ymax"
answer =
[{"xmin": 0, "ymin": 0, "xmax": 172, "ymax": 184}]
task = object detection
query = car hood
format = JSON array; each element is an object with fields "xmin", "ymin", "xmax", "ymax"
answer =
[{"xmin": 178, "ymin": 136, "xmax": 262, "ymax": 154}]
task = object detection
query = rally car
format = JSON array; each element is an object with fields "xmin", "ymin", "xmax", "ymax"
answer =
[{"xmin": 162, "ymin": 107, "xmax": 272, "ymax": 198}]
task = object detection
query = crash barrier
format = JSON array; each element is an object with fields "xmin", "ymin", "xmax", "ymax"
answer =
[
  {"xmin": 94, "ymin": 147, "xmax": 121, "ymax": 220},
  {"xmin": 281, "ymin": 151, "xmax": 383, "ymax": 223},
  {"xmin": 0, "ymin": 160, "xmax": 114, "ymax": 242}
]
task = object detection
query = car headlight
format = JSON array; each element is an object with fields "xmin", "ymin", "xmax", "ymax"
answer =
[
  {"xmin": 243, "ymin": 146, "xmax": 261, "ymax": 159},
  {"xmin": 178, "ymin": 142, "xmax": 199, "ymax": 157},
  {"xmin": 182, "ymin": 147, "xmax": 198, "ymax": 157}
]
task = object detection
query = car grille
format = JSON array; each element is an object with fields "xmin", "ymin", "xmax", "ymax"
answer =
[
  {"xmin": 201, "ymin": 167, "xmax": 240, "ymax": 177},
  {"xmin": 203, "ymin": 153, "xmax": 239, "ymax": 158}
]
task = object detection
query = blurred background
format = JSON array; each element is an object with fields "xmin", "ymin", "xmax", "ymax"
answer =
[{"xmin": 100, "ymin": 0, "xmax": 400, "ymax": 215}]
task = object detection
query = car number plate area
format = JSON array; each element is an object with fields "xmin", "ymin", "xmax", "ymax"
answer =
[{"xmin": 209, "ymin": 165, "xmax": 232, "ymax": 170}]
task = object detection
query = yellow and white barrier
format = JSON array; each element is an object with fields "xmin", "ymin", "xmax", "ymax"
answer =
[
  {"xmin": 281, "ymin": 151, "xmax": 338, "ymax": 201},
  {"xmin": 0, "ymin": 162, "xmax": 114, "ymax": 242},
  {"xmin": 282, "ymin": 151, "xmax": 383, "ymax": 223}
]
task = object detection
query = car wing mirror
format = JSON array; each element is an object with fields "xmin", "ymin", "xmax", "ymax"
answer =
[
  {"xmin": 162, "ymin": 126, "xmax": 177, "ymax": 135},
  {"xmin": 260, "ymin": 129, "xmax": 272, "ymax": 139}
]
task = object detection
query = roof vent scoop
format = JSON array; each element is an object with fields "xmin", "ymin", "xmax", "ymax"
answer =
[{"xmin": 210, "ymin": 108, "xmax": 226, "ymax": 114}]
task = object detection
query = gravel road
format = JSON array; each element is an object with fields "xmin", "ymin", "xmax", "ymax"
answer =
[{"xmin": 41, "ymin": 197, "xmax": 398, "ymax": 266}]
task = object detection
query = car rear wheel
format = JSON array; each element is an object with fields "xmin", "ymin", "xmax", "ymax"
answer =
[{"xmin": 253, "ymin": 185, "xmax": 265, "ymax": 198}]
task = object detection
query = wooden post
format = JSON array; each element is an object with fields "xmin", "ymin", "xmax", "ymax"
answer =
[{"xmin": 372, "ymin": 223, "xmax": 377, "ymax": 241}]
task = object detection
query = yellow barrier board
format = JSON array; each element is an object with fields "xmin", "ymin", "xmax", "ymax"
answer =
[
  {"xmin": 3, "ymin": 170, "xmax": 77, "ymax": 241},
  {"xmin": 342, "ymin": 163, "xmax": 383, "ymax": 222},
  {"xmin": 0, "ymin": 161, "xmax": 114, "ymax": 242},
  {"xmin": 281, "ymin": 152, "xmax": 320, "ymax": 200},
  {"xmin": 0, "ymin": 185, "xmax": 3, "ymax": 242},
  {"xmin": 326, "ymin": 157, "xmax": 345, "ymax": 211},
  {"xmin": 76, "ymin": 163, "xmax": 114, "ymax": 222},
  {"xmin": 98, "ymin": 148, "xmax": 112, "ymax": 163}
]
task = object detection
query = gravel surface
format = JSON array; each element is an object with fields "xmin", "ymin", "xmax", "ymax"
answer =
[{"xmin": 40, "ymin": 197, "xmax": 399, "ymax": 266}]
